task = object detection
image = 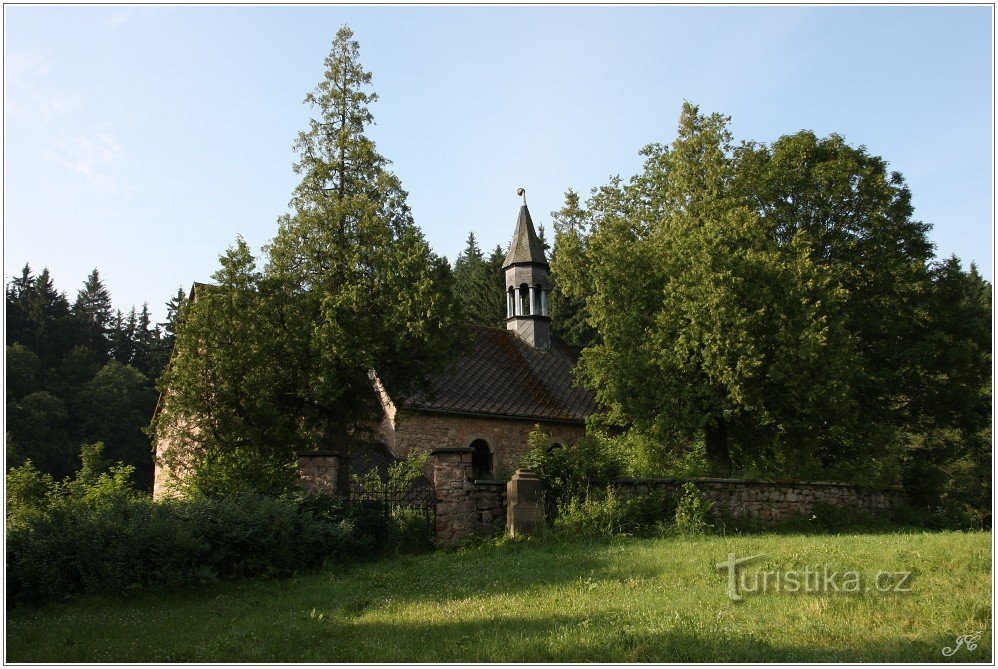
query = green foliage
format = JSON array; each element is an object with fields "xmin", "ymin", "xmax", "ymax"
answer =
[
  {"xmin": 5, "ymin": 264, "xmax": 174, "ymax": 491},
  {"xmin": 552, "ymin": 488, "xmax": 677, "ymax": 538},
  {"xmin": 154, "ymin": 26, "xmax": 460, "ymax": 496},
  {"xmin": 520, "ymin": 426, "xmax": 624, "ymax": 515},
  {"xmin": 611, "ymin": 429, "xmax": 710, "ymax": 479},
  {"xmin": 673, "ymin": 482, "xmax": 713, "ymax": 535},
  {"xmin": 452, "ymin": 233, "xmax": 506, "ymax": 327},
  {"xmin": 548, "ymin": 189, "xmax": 598, "ymax": 352},
  {"xmin": 75, "ymin": 362, "xmax": 158, "ymax": 490},
  {"xmin": 351, "ymin": 451, "xmax": 434, "ymax": 553},
  {"xmin": 555, "ymin": 102, "xmax": 990, "ymax": 498},
  {"xmin": 5, "ymin": 459, "xmax": 56, "ymax": 529},
  {"xmin": 7, "ymin": 390, "xmax": 73, "ymax": 478},
  {"xmin": 6, "ymin": 450, "xmax": 420, "ymax": 606}
]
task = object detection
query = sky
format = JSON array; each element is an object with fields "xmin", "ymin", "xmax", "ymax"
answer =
[{"xmin": 4, "ymin": 5, "xmax": 994, "ymax": 321}]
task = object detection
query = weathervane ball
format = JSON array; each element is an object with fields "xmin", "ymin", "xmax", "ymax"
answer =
[{"xmin": 516, "ymin": 188, "xmax": 525, "ymax": 197}]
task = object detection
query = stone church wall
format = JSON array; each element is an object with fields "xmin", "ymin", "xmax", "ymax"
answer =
[{"xmin": 383, "ymin": 409, "xmax": 586, "ymax": 475}]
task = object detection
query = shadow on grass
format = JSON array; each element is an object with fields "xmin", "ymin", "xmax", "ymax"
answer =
[{"xmin": 42, "ymin": 608, "xmax": 987, "ymax": 663}]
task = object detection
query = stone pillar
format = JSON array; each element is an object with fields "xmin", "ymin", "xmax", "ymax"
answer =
[
  {"xmin": 507, "ymin": 468, "xmax": 545, "ymax": 538},
  {"xmin": 298, "ymin": 451, "xmax": 341, "ymax": 494},
  {"xmin": 431, "ymin": 447, "xmax": 476, "ymax": 546}
]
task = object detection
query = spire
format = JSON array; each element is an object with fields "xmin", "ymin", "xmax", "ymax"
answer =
[
  {"xmin": 503, "ymin": 192, "xmax": 548, "ymax": 268},
  {"xmin": 503, "ymin": 189, "xmax": 551, "ymax": 349}
]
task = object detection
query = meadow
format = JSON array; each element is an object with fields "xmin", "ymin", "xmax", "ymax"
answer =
[{"xmin": 6, "ymin": 529, "xmax": 991, "ymax": 662}]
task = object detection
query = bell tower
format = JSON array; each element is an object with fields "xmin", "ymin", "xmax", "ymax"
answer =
[{"xmin": 503, "ymin": 189, "xmax": 551, "ymax": 350}]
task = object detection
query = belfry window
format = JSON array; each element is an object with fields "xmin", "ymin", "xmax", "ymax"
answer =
[
  {"xmin": 507, "ymin": 287, "xmax": 515, "ymax": 318},
  {"xmin": 519, "ymin": 284, "xmax": 530, "ymax": 316}
]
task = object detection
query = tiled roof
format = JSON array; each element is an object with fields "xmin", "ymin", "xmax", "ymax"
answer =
[
  {"xmin": 503, "ymin": 205, "xmax": 549, "ymax": 267},
  {"xmin": 400, "ymin": 325, "xmax": 598, "ymax": 423}
]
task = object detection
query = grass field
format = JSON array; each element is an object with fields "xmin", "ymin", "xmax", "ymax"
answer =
[{"xmin": 6, "ymin": 530, "xmax": 992, "ymax": 662}]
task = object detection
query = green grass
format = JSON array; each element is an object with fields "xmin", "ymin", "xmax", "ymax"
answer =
[{"xmin": 7, "ymin": 530, "xmax": 992, "ymax": 662}]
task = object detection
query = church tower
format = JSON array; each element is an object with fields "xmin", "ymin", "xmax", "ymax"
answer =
[{"xmin": 503, "ymin": 190, "xmax": 551, "ymax": 350}]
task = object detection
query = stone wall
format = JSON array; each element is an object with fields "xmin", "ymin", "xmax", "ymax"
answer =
[
  {"xmin": 470, "ymin": 481, "xmax": 507, "ymax": 537},
  {"xmin": 298, "ymin": 452, "xmax": 341, "ymax": 494},
  {"xmin": 431, "ymin": 447, "xmax": 477, "ymax": 546},
  {"xmin": 384, "ymin": 410, "xmax": 585, "ymax": 474},
  {"xmin": 610, "ymin": 478, "xmax": 904, "ymax": 523}
]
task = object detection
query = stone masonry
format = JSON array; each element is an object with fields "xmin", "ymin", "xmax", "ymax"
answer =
[
  {"xmin": 298, "ymin": 452, "xmax": 341, "ymax": 494},
  {"xmin": 610, "ymin": 478, "xmax": 904, "ymax": 523},
  {"xmin": 431, "ymin": 447, "xmax": 478, "ymax": 546},
  {"xmin": 386, "ymin": 410, "xmax": 585, "ymax": 475},
  {"xmin": 470, "ymin": 480, "xmax": 507, "ymax": 537}
]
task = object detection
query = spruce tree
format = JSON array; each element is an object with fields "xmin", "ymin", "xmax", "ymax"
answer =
[{"xmin": 72, "ymin": 269, "xmax": 113, "ymax": 362}]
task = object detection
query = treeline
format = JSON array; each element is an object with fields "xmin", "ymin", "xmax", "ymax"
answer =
[{"xmin": 6, "ymin": 265, "xmax": 185, "ymax": 490}]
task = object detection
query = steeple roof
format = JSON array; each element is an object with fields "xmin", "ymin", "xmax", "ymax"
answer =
[{"xmin": 503, "ymin": 204, "xmax": 548, "ymax": 268}]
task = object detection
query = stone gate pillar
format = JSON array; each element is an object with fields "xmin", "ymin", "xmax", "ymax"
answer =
[
  {"xmin": 298, "ymin": 451, "xmax": 342, "ymax": 495},
  {"xmin": 431, "ymin": 447, "xmax": 476, "ymax": 546},
  {"xmin": 507, "ymin": 468, "xmax": 545, "ymax": 538}
]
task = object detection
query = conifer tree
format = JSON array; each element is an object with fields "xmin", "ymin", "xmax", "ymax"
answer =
[
  {"xmin": 156, "ymin": 26, "xmax": 459, "ymax": 494},
  {"xmin": 549, "ymin": 190, "xmax": 598, "ymax": 352},
  {"xmin": 72, "ymin": 269, "xmax": 113, "ymax": 362}
]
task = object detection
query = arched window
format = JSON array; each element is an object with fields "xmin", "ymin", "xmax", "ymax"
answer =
[
  {"xmin": 470, "ymin": 439, "xmax": 492, "ymax": 479},
  {"xmin": 507, "ymin": 286, "xmax": 515, "ymax": 318},
  {"xmin": 519, "ymin": 284, "xmax": 530, "ymax": 316}
]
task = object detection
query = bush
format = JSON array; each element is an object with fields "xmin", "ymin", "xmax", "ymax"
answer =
[
  {"xmin": 674, "ymin": 482, "xmax": 713, "ymax": 535},
  {"xmin": 5, "ymin": 445, "xmax": 423, "ymax": 607},
  {"xmin": 520, "ymin": 427, "xmax": 624, "ymax": 518},
  {"xmin": 552, "ymin": 487, "xmax": 677, "ymax": 538}
]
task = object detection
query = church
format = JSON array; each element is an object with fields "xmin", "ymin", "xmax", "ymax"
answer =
[
  {"xmin": 369, "ymin": 197, "xmax": 598, "ymax": 479},
  {"xmin": 154, "ymin": 195, "xmax": 596, "ymax": 497}
]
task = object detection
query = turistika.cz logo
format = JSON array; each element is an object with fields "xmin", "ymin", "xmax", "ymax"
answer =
[{"xmin": 715, "ymin": 553, "xmax": 913, "ymax": 602}]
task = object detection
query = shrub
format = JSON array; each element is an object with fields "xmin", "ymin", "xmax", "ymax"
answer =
[
  {"xmin": 552, "ymin": 487, "xmax": 677, "ymax": 538},
  {"xmin": 520, "ymin": 427, "xmax": 624, "ymax": 517},
  {"xmin": 674, "ymin": 483, "xmax": 713, "ymax": 535},
  {"xmin": 6, "ymin": 445, "xmax": 423, "ymax": 607}
]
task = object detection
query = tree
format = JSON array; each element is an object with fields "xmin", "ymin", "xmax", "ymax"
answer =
[
  {"xmin": 6, "ymin": 344, "xmax": 40, "ymax": 402},
  {"xmin": 75, "ymin": 361, "xmax": 158, "ymax": 490},
  {"xmin": 110, "ymin": 308, "xmax": 136, "ymax": 365},
  {"xmin": 900, "ymin": 257, "xmax": 991, "ymax": 520},
  {"xmin": 17, "ymin": 268, "xmax": 75, "ymax": 369},
  {"xmin": 549, "ymin": 189, "xmax": 598, "ymax": 352},
  {"xmin": 452, "ymin": 233, "xmax": 505, "ymax": 326},
  {"xmin": 155, "ymin": 26, "xmax": 460, "ymax": 495},
  {"xmin": 130, "ymin": 302, "xmax": 158, "ymax": 376},
  {"xmin": 72, "ymin": 269, "xmax": 113, "ymax": 362},
  {"xmin": 161, "ymin": 287, "xmax": 187, "ymax": 343},
  {"xmin": 7, "ymin": 391, "xmax": 74, "ymax": 479},
  {"xmin": 567, "ymin": 103, "xmax": 859, "ymax": 476},
  {"xmin": 735, "ymin": 131, "xmax": 935, "ymax": 444},
  {"xmin": 6, "ymin": 264, "xmax": 35, "ymax": 347}
]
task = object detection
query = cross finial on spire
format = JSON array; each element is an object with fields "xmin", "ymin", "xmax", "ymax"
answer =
[{"xmin": 517, "ymin": 187, "xmax": 526, "ymax": 205}]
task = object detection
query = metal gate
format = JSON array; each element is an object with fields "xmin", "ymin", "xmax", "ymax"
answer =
[{"xmin": 348, "ymin": 474, "xmax": 436, "ymax": 547}]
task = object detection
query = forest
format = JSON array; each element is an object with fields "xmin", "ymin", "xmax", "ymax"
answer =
[{"xmin": 5, "ymin": 267, "xmax": 184, "ymax": 490}]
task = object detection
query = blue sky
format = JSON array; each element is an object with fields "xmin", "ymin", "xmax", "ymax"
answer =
[{"xmin": 5, "ymin": 6, "xmax": 993, "ymax": 321}]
